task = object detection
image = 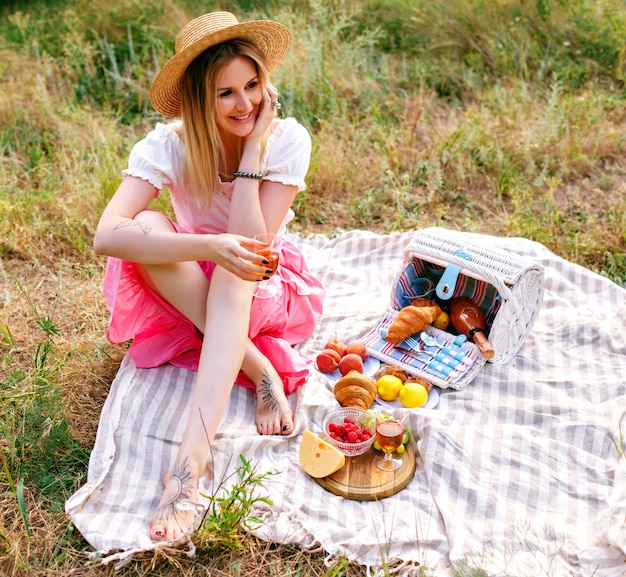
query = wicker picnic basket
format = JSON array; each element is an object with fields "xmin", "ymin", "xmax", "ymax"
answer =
[
  {"xmin": 398, "ymin": 227, "xmax": 545, "ymax": 364},
  {"xmin": 361, "ymin": 227, "xmax": 545, "ymax": 389}
]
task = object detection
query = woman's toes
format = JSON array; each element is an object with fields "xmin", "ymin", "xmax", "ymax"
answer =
[
  {"xmin": 150, "ymin": 522, "xmax": 167, "ymax": 541},
  {"xmin": 281, "ymin": 414, "xmax": 294, "ymax": 435},
  {"xmin": 256, "ymin": 420, "xmax": 269, "ymax": 435},
  {"xmin": 256, "ymin": 415, "xmax": 280, "ymax": 435}
]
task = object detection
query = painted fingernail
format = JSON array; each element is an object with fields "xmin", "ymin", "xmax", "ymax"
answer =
[
  {"xmin": 156, "ymin": 531, "xmax": 164, "ymax": 537},
  {"xmin": 282, "ymin": 424, "xmax": 292, "ymax": 432},
  {"xmin": 262, "ymin": 259, "xmax": 269, "ymax": 265},
  {"xmin": 263, "ymin": 276, "xmax": 270, "ymax": 280},
  {"xmin": 266, "ymin": 269, "xmax": 273, "ymax": 274}
]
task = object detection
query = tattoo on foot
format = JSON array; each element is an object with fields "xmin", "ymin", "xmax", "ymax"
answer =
[
  {"xmin": 258, "ymin": 370, "xmax": 281, "ymax": 411},
  {"xmin": 155, "ymin": 457, "xmax": 195, "ymax": 522}
]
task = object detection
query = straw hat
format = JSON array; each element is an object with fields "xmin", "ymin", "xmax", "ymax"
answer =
[{"xmin": 150, "ymin": 11, "xmax": 291, "ymax": 117}]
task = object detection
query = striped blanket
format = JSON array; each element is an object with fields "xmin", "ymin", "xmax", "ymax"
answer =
[{"xmin": 66, "ymin": 229, "xmax": 626, "ymax": 576}]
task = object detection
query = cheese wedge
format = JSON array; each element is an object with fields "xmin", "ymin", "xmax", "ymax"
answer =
[{"xmin": 299, "ymin": 429, "xmax": 346, "ymax": 478}]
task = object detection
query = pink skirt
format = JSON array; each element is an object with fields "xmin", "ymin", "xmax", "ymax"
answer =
[{"xmin": 103, "ymin": 236, "xmax": 324, "ymax": 394}]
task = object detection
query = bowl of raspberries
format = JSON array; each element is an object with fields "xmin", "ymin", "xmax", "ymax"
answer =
[{"xmin": 323, "ymin": 407, "xmax": 376, "ymax": 457}]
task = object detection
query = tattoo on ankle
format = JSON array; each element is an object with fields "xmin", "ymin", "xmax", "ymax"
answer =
[
  {"xmin": 258, "ymin": 371, "xmax": 281, "ymax": 411},
  {"xmin": 156, "ymin": 457, "xmax": 195, "ymax": 519},
  {"xmin": 114, "ymin": 219, "xmax": 151, "ymax": 234}
]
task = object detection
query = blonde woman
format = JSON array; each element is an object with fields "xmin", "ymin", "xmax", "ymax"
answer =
[{"xmin": 93, "ymin": 11, "xmax": 324, "ymax": 541}]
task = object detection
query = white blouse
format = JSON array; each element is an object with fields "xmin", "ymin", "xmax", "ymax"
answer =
[{"xmin": 121, "ymin": 117, "xmax": 312, "ymax": 233}]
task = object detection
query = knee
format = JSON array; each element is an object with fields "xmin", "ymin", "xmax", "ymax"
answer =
[
  {"xmin": 134, "ymin": 209, "xmax": 175, "ymax": 231},
  {"xmin": 210, "ymin": 267, "xmax": 253, "ymax": 304}
]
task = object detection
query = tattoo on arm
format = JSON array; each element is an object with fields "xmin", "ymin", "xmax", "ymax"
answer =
[
  {"xmin": 114, "ymin": 219, "xmax": 152, "ymax": 234},
  {"xmin": 258, "ymin": 370, "xmax": 281, "ymax": 411}
]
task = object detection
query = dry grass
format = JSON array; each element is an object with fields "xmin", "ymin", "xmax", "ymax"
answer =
[{"xmin": 298, "ymin": 85, "xmax": 626, "ymax": 275}]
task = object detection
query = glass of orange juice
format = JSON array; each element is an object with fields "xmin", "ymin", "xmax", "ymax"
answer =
[
  {"xmin": 250, "ymin": 233, "xmax": 281, "ymax": 298},
  {"xmin": 374, "ymin": 409, "xmax": 406, "ymax": 471}
]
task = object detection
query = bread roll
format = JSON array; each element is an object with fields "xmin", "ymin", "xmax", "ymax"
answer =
[{"xmin": 385, "ymin": 301, "xmax": 442, "ymax": 344}]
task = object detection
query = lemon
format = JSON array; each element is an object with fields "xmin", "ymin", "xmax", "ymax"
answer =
[
  {"xmin": 432, "ymin": 311, "xmax": 450, "ymax": 330},
  {"xmin": 398, "ymin": 382, "xmax": 429, "ymax": 408},
  {"xmin": 376, "ymin": 375, "xmax": 403, "ymax": 401}
]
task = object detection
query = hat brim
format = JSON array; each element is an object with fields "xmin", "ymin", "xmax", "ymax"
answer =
[{"xmin": 150, "ymin": 20, "xmax": 291, "ymax": 117}]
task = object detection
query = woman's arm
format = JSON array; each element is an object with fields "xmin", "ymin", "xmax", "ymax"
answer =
[
  {"xmin": 227, "ymin": 88, "xmax": 298, "ymax": 236},
  {"xmin": 258, "ymin": 180, "xmax": 298, "ymax": 234},
  {"xmin": 228, "ymin": 169, "xmax": 297, "ymax": 237},
  {"xmin": 93, "ymin": 176, "xmax": 266, "ymax": 279}
]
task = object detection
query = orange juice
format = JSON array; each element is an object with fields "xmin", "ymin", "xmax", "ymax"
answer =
[
  {"xmin": 375, "ymin": 420, "xmax": 404, "ymax": 453},
  {"xmin": 256, "ymin": 249, "xmax": 279, "ymax": 275}
]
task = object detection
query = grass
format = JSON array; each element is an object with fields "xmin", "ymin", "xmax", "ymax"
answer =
[{"xmin": 0, "ymin": 0, "xmax": 625, "ymax": 575}]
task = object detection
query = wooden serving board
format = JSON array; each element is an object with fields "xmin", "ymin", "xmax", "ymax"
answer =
[{"xmin": 314, "ymin": 444, "xmax": 416, "ymax": 501}]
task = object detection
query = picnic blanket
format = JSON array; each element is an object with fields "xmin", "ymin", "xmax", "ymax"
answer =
[{"xmin": 65, "ymin": 229, "xmax": 626, "ymax": 576}]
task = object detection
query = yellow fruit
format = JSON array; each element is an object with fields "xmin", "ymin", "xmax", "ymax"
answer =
[
  {"xmin": 399, "ymin": 382, "xmax": 429, "ymax": 408},
  {"xmin": 432, "ymin": 311, "xmax": 450, "ymax": 330},
  {"xmin": 376, "ymin": 375, "xmax": 403, "ymax": 401}
]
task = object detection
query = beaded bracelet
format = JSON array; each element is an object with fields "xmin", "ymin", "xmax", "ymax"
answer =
[{"xmin": 233, "ymin": 171, "xmax": 263, "ymax": 180}]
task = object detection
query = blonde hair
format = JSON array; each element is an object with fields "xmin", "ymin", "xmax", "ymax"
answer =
[{"xmin": 180, "ymin": 40, "xmax": 270, "ymax": 209}]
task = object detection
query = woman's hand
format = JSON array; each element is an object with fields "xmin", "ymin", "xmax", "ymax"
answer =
[
  {"xmin": 245, "ymin": 84, "xmax": 280, "ymax": 144},
  {"xmin": 207, "ymin": 233, "xmax": 273, "ymax": 281}
]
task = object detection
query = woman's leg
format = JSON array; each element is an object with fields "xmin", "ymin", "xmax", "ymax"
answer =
[
  {"xmin": 240, "ymin": 341, "xmax": 294, "ymax": 435},
  {"xmin": 134, "ymin": 212, "xmax": 293, "ymax": 539},
  {"xmin": 133, "ymin": 210, "xmax": 211, "ymax": 325},
  {"xmin": 149, "ymin": 264, "xmax": 252, "ymax": 541},
  {"xmin": 136, "ymin": 211, "xmax": 295, "ymax": 437}
]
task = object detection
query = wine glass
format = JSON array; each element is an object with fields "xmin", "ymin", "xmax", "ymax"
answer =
[
  {"xmin": 250, "ymin": 233, "xmax": 281, "ymax": 298},
  {"xmin": 374, "ymin": 409, "xmax": 406, "ymax": 472}
]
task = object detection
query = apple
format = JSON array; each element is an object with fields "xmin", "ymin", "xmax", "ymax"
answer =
[
  {"xmin": 324, "ymin": 339, "xmax": 347, "ymax": 357},
  {"xmin": 316, "ymin": 349, "xmax": 342, "ymax": 373},
  {"xmin": 338, "ymin": 353, "xmax": 364, "ymax": 375},
  {"xmin": 345, "ymin": 341, "xmax": 368, "ymax": 361}
]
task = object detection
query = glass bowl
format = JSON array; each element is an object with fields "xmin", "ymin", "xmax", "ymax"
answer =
[{"xmin": 322, "ymin": 407, "xmax": 376, "ymax": 457}]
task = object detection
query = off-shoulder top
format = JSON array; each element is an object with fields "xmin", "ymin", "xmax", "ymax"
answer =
[{"xmin": 121, "ymin": 117, "xmax": 311, "ymax": 234}]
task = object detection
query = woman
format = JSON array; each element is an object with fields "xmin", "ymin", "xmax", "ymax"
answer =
[{"xmin": 93, "ymin": 11, "xmax": 324, "ymax": 542}]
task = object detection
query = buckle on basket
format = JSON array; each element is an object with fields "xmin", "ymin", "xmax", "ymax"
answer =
[
  {"xmin": 435, "ymin": 249, "xmax": 473, "ymax": 300},
  {"xmin": 436, "ymin": 264, "xmax": 461, "ymax": 300}
]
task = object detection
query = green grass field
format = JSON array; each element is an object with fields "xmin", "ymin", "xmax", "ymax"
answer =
[{"xmin": 1, "ymin": 0, "xmax": 625, "ymax": 575}]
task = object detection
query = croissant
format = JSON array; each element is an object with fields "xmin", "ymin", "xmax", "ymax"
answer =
[
  {"xmin": 385, "ymin": 301, "xmax": 442, "ymax": 344},
  {"xmin": 373, "ymin": 364, "xmax": 409, "ymax": 383},
  {"xmin": 337, "ymin": 391, "xmax": 372, "ymax": 410},
  {"xmin": 334, "ymin": 370, "xmax": 377, "ymax": 409},
  {"xmin": 411, "ymin": 297, "xmax": 435, "ymax": 307}
]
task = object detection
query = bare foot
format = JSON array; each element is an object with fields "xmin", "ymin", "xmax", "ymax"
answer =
[
  {"xmin": 149, "ymin": 457, "xmax": 203, "ymax": 541},
  {"xmin": 254, "ymin": 369, "xmax": 294, "ymax": 435}
]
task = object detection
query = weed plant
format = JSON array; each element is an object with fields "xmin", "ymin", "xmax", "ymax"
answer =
[{"xmin": 1, "ymin": 0, "xmax": 625, "ymax": 575}]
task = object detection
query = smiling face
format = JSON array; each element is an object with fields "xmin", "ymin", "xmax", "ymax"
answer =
[{"xmin": 215, "ymin": 55, "xmax": 263, "ymax": 139}]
